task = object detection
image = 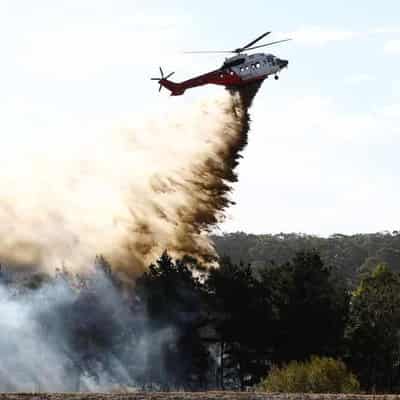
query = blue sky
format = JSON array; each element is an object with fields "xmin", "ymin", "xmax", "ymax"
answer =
[{"xmin": 1, "ymin": 0, "xmax": 400, "ymax": 235}]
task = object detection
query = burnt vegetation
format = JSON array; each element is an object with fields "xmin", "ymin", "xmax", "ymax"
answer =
[{"xmin": 2, "ymin": 231, "xmax": 400, "ymax": 392}]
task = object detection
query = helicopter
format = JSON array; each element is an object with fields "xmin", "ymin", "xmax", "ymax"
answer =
[{"xmin": 151, "ymin": 31, "xmax": 290, "ymax": 96}]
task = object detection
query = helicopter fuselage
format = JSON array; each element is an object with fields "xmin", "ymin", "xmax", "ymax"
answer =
[{"xmin": 158, "ymin": 53, "xmax": 288, "ymax": 96}]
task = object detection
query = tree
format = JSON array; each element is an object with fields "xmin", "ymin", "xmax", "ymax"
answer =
[
  {"xmin": 346, "ymin": 264, "xmax": 400, "ymax": 392},
  {"xmin": 267, "ymin": 250, "xmax": 349, "ymax": 363},
  {"xmin": 135, "ymin": 252, "xmax": 210, "ymax": 390},
  {"xmin": 205, "ymin": 257, "xmax": 274, "ymax": 389}
]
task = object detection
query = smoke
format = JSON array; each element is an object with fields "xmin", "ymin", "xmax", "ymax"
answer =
[
  {"xmin": 0, "ymin": 265, "xmax": 166, "ymax": 391},
  {"xmin": 0, "ymin": 84, "xmax": 262, "ymax": 392},
  {"xmin": 0, "ymin": 84, "xmax": 260, "ymax": 277}
]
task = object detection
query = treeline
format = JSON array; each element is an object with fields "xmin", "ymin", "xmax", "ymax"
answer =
[
  {"xmin": 2, "ymin": 246, "xmax": 400, "ymax": 392},
  {"xmin": 212, "ymin": 231, "xmax": 400, "ymax": 285},
  {"xmin": 136, "ymin": 251, "xmax": 400, "ymax": 392}
]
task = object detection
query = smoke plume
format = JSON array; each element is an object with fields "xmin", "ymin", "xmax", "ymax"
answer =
[
  {"xmin": 0, "ymin": 84, "xmax": 260, "ymax": 277},
  {"xmin": 0, "ymin": 265, "xmax": 162, "ymax": 391}
]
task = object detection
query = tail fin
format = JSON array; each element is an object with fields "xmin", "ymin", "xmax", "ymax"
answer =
[{"xmin": 151, "ymin": 66, "xmax": 185, "ymax": 96}]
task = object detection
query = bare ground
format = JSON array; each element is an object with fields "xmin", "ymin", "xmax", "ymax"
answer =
[{"xmin": 0, "ymin": 393, "xmax": 400, "ymax": 400}]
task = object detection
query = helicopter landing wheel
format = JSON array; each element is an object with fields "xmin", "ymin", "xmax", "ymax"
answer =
[{"xmin": 274, "ymin": 75, "xmax": 279, "ymax": 80}]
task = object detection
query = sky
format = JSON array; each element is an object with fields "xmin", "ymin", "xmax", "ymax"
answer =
[{"xmin": 1, "ymin": 0, "xmax": 400, "ymax": 236}]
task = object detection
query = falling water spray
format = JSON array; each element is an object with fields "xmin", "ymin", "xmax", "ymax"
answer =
[{"xmin": 0, "ymin": 83, "xmax": 261, "ymax": 277}]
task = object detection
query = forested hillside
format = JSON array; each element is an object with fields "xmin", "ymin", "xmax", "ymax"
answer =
[{"xmin": 212, "ymin": 231, "xmax": 400, "ymax": 285}]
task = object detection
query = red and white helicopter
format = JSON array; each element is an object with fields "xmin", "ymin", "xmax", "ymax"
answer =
[{"xmin": 151, "ymin": 31, "xmax": 290, "ymax": 96}]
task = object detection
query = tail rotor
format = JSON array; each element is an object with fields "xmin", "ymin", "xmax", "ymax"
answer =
[{"xmin": 151, "ymin": 67, "xmax": 175, "ymax": 92}]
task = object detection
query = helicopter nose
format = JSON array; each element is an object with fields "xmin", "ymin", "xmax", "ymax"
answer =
[{"xmin": 278, "ymin": 59, "xmax": 288, "ymax": 68}]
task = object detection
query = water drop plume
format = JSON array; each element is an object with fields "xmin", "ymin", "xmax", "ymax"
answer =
[{"xmin": 0, "ymin": 83, "xmax": 261, "ymax": 277}]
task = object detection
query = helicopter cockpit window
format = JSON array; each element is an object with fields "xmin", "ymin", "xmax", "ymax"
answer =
[{"xmin": 222, "ymin": 58, "xmax": 245, "ymax": 68}]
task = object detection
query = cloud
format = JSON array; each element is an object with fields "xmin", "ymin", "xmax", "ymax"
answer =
[
  {"xmin": 281, "ymin": 26, "xmax": 400, "ymax": 51},
  {"xmin": 9, "ymin": 13, "xmax": 189, "ymax": 81},
  {"xmin": 345, "ymin": 73, "xmax": 375, "ymax": 84},
  {"xmin": 284, "ymin": 26, "xmax": 359, "ymax": 47},
  {"xmin": 384, "ymin": 39, "xmax": 400, "ymax": 54},
  {"xmin": 381, "ymin": 103, "xmax": 400, "ymax": 118},
  {"xmin": 374, "ymin": 27, "xmax": 400, "ymax": 34}
]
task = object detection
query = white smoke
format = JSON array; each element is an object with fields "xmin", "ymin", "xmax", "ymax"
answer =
[{"xmin": 0, "ymin": 268, "xmax": 169, "ymax": 391}]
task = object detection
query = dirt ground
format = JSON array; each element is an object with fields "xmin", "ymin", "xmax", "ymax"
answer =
[{"xmin": 0, "ymin": 393, "xmax": 400, "ymax": 400}]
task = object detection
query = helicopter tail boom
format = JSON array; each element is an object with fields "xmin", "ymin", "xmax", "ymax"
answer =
[{"xmin": 159, "ymin": 79, "xmax": 186, "ymax": 96}]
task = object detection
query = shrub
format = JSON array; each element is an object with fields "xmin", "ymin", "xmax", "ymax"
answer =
[{"xmin": 259, "ymin": 356, "xmax": 360, "ymax": 393}]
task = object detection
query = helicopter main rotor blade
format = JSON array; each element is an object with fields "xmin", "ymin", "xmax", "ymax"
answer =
[
  {"xmin": 236, "ymin": 31, "xmax": 271, "ymax": 52},
  {"xmin": 159, "ymin": 66, "xmax": 164, "ymax": 78},
  {"xmin": 183, "ymin": 50, "xmax": 235, "ymax": 54},
  {"xmin": 245, "ymin": 38, "xmax": 292, "ymax": 51},
  {"xmin": 182, "ymin": 34, "xmax": 290, "ymax": 55}
]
